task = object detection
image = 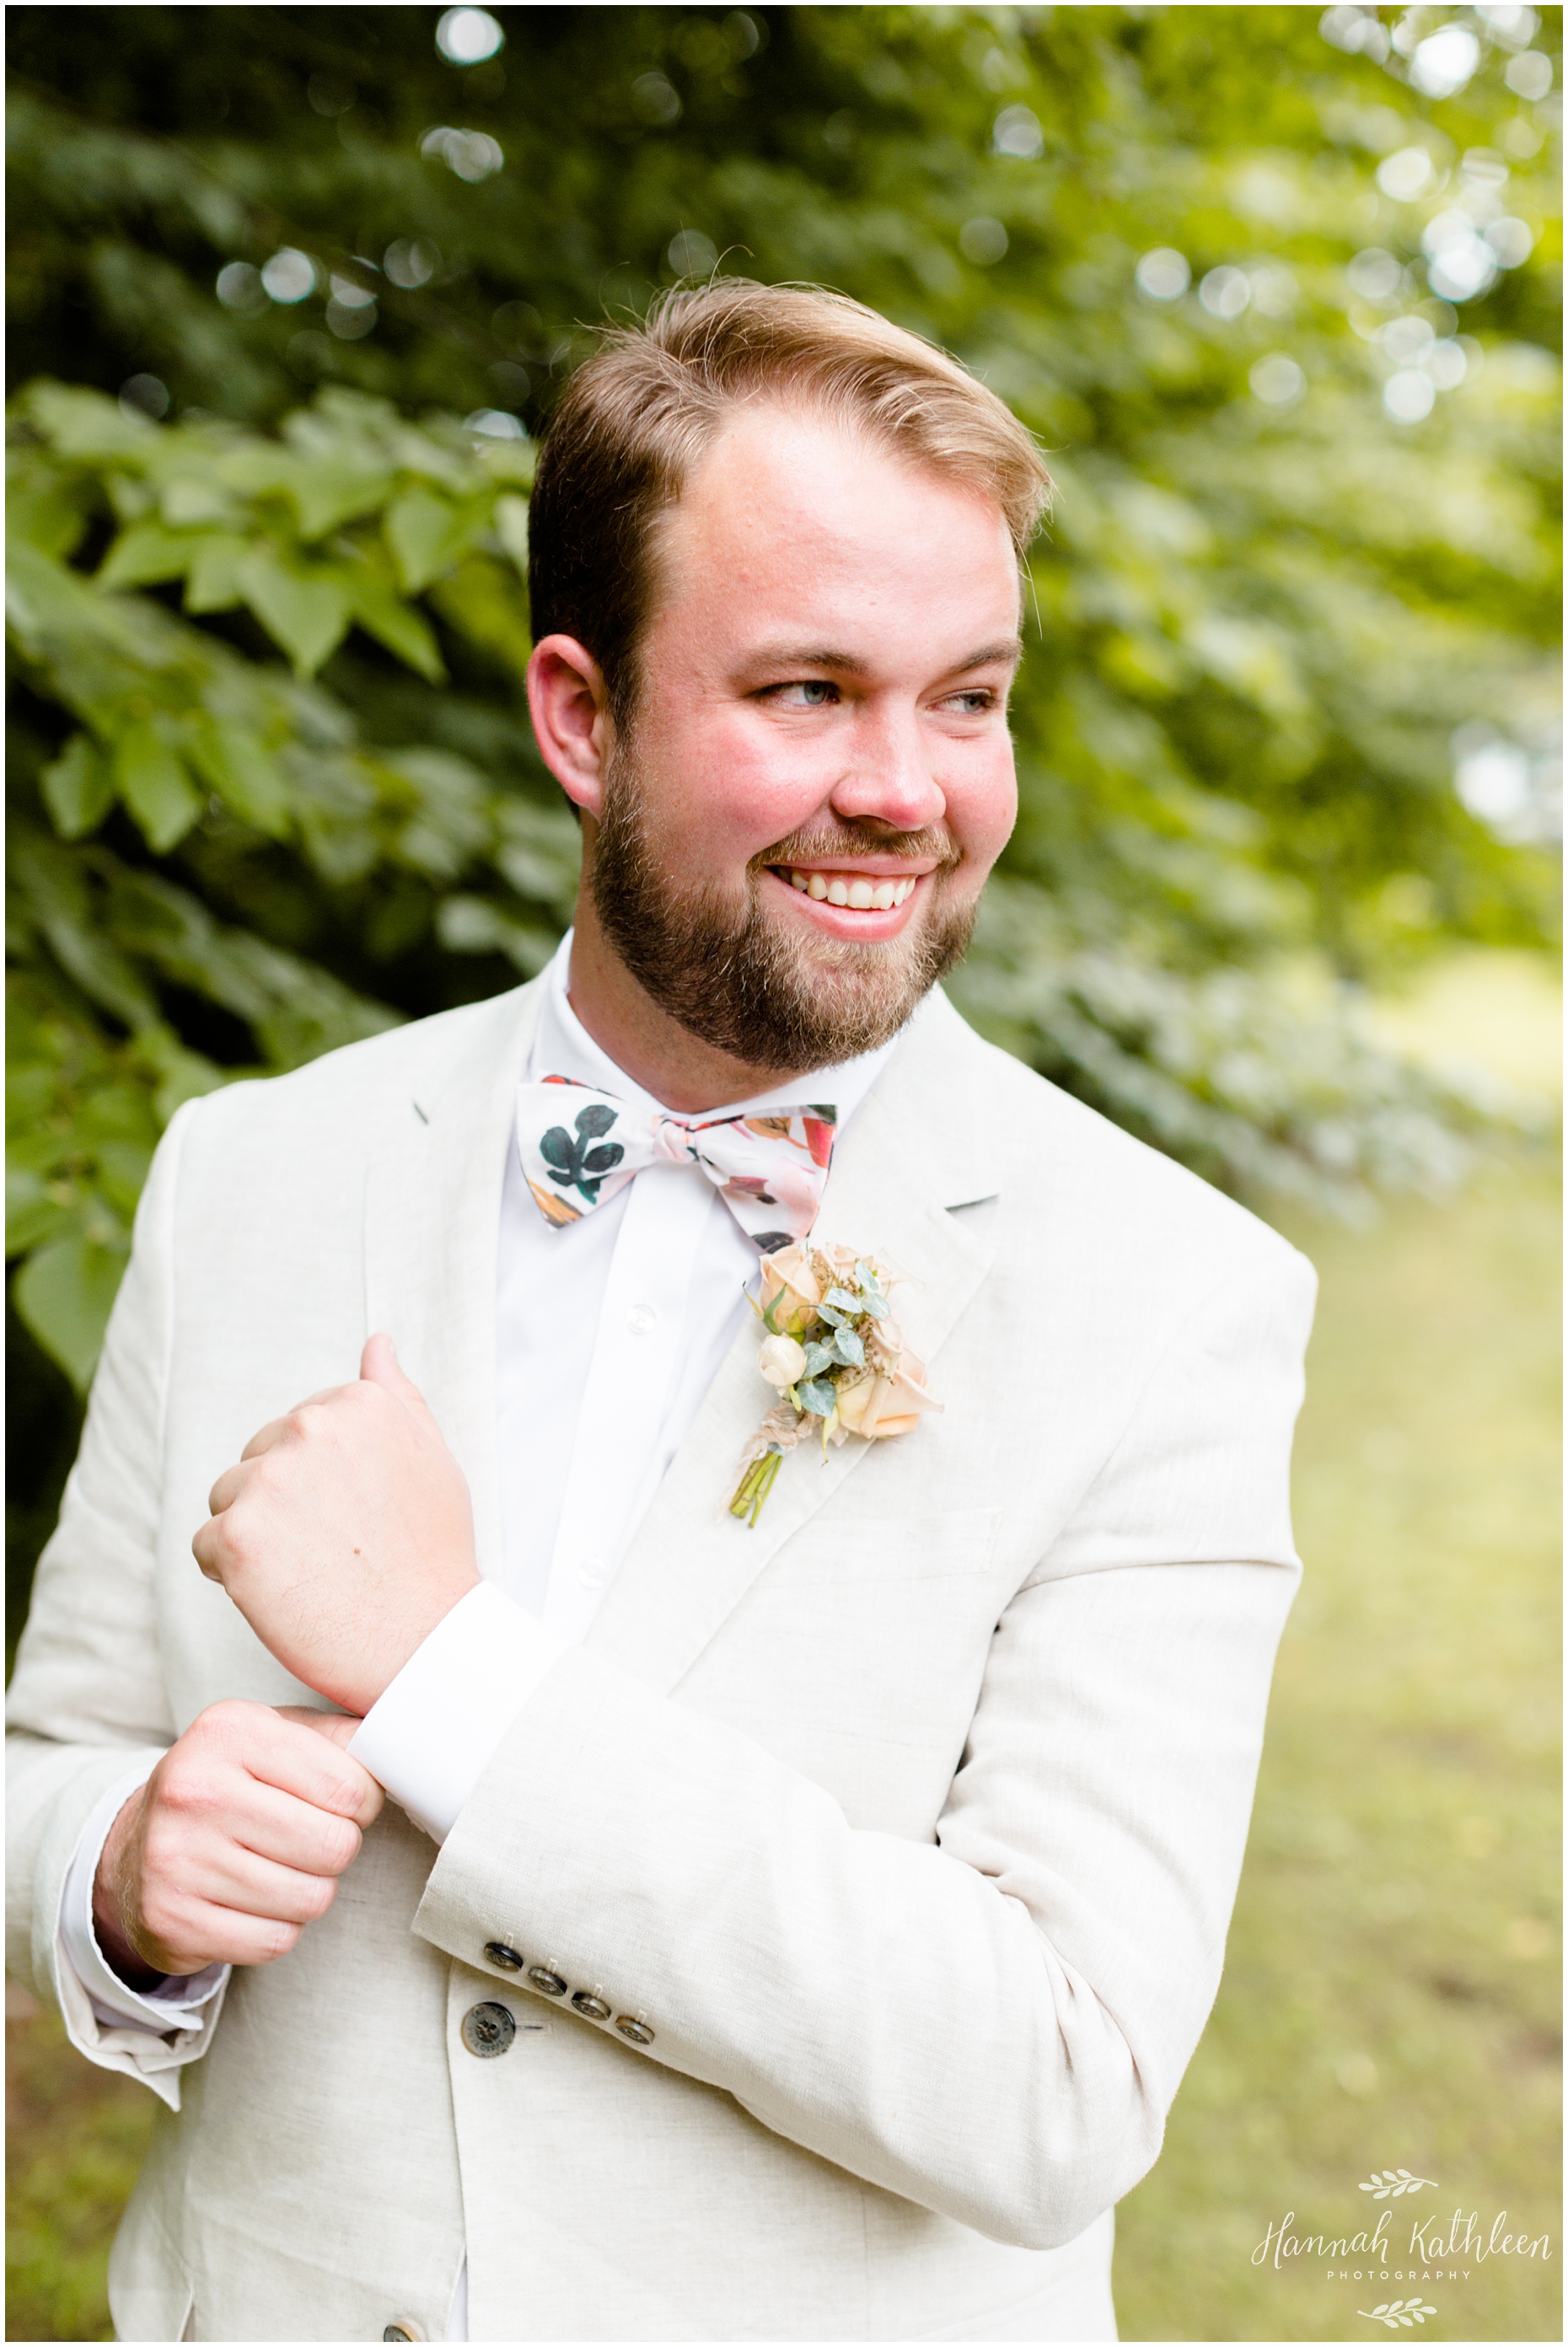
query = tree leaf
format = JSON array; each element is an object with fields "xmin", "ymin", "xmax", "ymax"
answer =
[
  {"xmin": 185, "ymin": 718, "xmax": 291, "ymax": 836},
  {"xmin": 40, "ymin": 734, "xmax": 115, "ymax": 840},
  {"xmin": 97, "ymin": 519, "xmax": 200, "ymax": 592},
  {"xmin": 236, "ymin": 547, "xmax": 352, "ymax": 676},
  {"xmin": 348, "ymin": 578, "xmax": 446, "ymax": 681},
  {"xmin": 112, "ymin": 720, "xmax": 203, "ymax": 851},
  {"xmin": 11, "ymin": 1229, "xmax": 130, "ymax": 1393},
  {"xmin": 183, "ymin": 534, "xmax": 250, "ymax": 613},
  {"xmin": 384, "ymin": 489, "xmax": 481, "ymax": 593}
]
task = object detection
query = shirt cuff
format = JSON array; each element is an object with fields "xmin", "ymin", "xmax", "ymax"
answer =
[
  {"xmin": 60, "ymin": 1762, "xmax": 228, "ymax": 2035},
  {"xmin": 348, "ymin": 1582, "xmax": 566, "ymax": 1845}
]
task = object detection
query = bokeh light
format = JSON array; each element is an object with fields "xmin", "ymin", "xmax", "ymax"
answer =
[
  {"xmin": 117, "ymin": 373, "xmax": 169, "ymax": 421},
  {"xmin": 1199, "ymin": 265, "xmax": 1250, "ymax": 319},
  {"xmin": 959, "ymin": 216, "xmax": 1008, "ymax": 266},
  {"xmin": 1249, "ymin": 353, "xmax": 1305, "ymax": 405},
  {"xmin": 1383, "ymin": 368, "xmax": 1436, "ymax": 422},
  {"xmin": 667, "ymin": 228, "xmax": 718, "ymax": 277},
  {"xmin": 435, "ymin": 8, "xmax": 504, "ymax": 66},
  {"xmin": 1135, "ymin": 247, "xmax": 1190, "ymax": 300},
  {"xmin": 385, "ymin": 238, "xmax": 441, "ymax": 288},
  {"xmin": 1410, "ymin": 24, "xmax": 1480, "ymax": 99},
  {"xmin": 991, "ymin": 105, "xmax": 1043, "ymax": 158},
  {"xmin": 260, "ymin": 248, "xmax": 317, "ymax": 303},
  {"xmin": 420, "ymin": 126, "xmax": 504, "ymax": 181},
  {"xmin": 215, "ymin": 260, "xmax": 266, "ymax": 311}
]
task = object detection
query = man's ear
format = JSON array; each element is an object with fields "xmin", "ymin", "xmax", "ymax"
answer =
[{"xmin": 526, "ymin": 635, "xmax": 615, "ymax": 819}]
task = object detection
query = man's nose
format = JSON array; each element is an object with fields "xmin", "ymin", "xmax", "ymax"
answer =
[{"xmin": 826, "ymin": 705, "xmax": 947, "ymax": 835}]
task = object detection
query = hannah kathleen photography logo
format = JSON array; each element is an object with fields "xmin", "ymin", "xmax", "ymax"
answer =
[{"xmin": 1249, "ymin": 2165, "xmax": 1554, "ymax": 2311}]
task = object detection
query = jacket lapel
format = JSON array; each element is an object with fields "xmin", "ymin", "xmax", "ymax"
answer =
[
  {"xmin": 586, "ymin": 991, "xmax": 1004, "ymax": 1695},
  {"xmin": 363, "ymin": 977, "xmax": 545, "ymax": 1582}
]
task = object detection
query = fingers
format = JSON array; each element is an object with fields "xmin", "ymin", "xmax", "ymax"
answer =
[
  {"xmin": 276, "ymin": 1705, "xmax": 363, "ymax": 1753},
  {"xmin": 360, "ymin": 1332, "xmax": 438, "ymax": 1429},
  {"xmin": 187, "ymin": 1701, "xmax": 384, "ymax": 1828}
]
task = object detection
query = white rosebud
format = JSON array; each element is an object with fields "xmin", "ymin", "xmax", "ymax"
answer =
[{"xmin": 758, "ymin": 1335, "xmax": 808, "ymax": 1390}]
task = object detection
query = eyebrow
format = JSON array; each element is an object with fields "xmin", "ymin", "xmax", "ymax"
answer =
[{"xmin": 744, "ymin": 638, "xmax": 1024, "ymax": 676}]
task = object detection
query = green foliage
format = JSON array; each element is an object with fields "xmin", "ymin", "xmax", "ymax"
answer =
[{"xmin": 5, "ymin": 3, "xmax": 1561, "ymax": 1414}]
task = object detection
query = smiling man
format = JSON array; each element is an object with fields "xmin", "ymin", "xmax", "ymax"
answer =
[{"xmin": 8, "ymin": 283, "xmax": 1315, "ymax": 2345}]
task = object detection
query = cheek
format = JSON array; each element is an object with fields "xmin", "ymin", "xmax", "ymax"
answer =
[
  {"xmin": 660, "ymin": 709, "xmax": 835, "ymax": 854},
  {"xmin": 948, "ymin": 750, "xmax": 1018, "ymax": 870}
]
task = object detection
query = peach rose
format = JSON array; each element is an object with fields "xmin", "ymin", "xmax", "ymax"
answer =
[
  {"xmin": 834, "ymin": 1350, "xmax": 942, "ymax": 1440},
  {"xmin": 758, "ymin": 1243, "xmax": 821, "ymax": 1335}
]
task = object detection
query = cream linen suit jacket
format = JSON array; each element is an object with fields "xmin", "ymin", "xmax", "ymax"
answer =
[{"xmin": 7, "ymin": 972, "xmax": 1314, "ymax": 2345}]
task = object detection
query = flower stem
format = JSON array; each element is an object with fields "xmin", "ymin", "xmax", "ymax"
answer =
[{"xmin": 728, "ymin": 1446, "xmax": 783, "ymax": 1527}]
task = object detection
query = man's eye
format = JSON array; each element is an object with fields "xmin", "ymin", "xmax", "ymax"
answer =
[
  {"xmin": 943, "ymin": 690, "xmax": 996, "ymax": 714},
  {"xmin": 768, "ymin": 680, "xmax": 839, "ymax": 708}
]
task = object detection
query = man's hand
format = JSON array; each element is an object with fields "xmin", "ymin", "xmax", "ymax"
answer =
[
  {"xmin": 92, "ymin": 1702, "xmax": 384, "ymax": 1986},
  {"xmin": 192, "ymin": 1334, "xmax": 481, "ymax": 1716}
]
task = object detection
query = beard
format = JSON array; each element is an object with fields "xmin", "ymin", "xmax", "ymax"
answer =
[{"xmin": 589, "ymin": 752, "xmax": 977, "ymax": 1076}]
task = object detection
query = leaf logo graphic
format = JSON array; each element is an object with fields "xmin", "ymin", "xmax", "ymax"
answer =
[
  {"xmin": 1358, "ymin": 2299, "xmax": 1436, "ymax": 2328},
  {"xmin": 1358, "ymin": 2168, "xmax": 1437, "ymax": 2198}
]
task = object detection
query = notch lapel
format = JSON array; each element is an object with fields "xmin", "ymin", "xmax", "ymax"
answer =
[
  {"xmin": 363, "ymin": 979, "xmax": 545, "ymax": 1582},
  {"xmin": 586, "ymin": 991, "xmax": 1004, "ymax": 1695}
]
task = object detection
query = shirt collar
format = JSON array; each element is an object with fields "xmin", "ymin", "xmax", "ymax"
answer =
[{"xmin": 524, "ymin": 931, "xmax": 899, "ymax": 1132}]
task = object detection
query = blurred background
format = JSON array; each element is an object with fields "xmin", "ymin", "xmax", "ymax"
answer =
[{"xmin": 4, "ymin": 4, "xmax": 1560, "ymax": 2339}]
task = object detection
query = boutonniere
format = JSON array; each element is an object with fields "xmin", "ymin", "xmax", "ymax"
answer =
[{"xmin": 728, "ymin": 1241, "xmax": 941, "ymax": 1527}]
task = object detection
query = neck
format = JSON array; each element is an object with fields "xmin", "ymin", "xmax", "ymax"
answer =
[{"xmin": 564, "ymin": 891, "xmax": 803, "ymax": 1114}]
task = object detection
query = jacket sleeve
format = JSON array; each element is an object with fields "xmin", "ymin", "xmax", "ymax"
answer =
[
  {"xmin": 410, "ymin": 1238, "xmax": 1316, "ymax": 2248},
  {"xmin": 6, "ymin": 1096, "xmax": 228, "ymax": 2099}
]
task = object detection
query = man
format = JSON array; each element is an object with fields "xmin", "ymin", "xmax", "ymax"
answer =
[{"xmin": 7, "ymin": 282, "xmax": 1314, "ymax": 2344}]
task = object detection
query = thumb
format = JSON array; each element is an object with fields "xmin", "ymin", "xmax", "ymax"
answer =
[{"xmin": 360, "ymin": 1332, "xmax": 436, "ymax": 1423}]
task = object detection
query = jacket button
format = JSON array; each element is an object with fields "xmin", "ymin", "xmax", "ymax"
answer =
[
  {"xmin": 571, "ymin": 1990, "xmax": 612, "ymax": 2020},
  {"xmin": 526, "ymin": 1965, "xmax": 567, "ymax": 1996},
  {"xmin": 483, "ymin": 1941, "xmax": 523, "ymax": 1971},
  {"xmin": 384, "ymin": 2326, "xmax": 422, "ymax": 2342},
  {"xmin": 460, "ymin": 2001, "xmax": 516, "ymax": 2058},
  {"xmin": 615, "ymin": 2015, "xmax": 655, "ymax": 2045}
]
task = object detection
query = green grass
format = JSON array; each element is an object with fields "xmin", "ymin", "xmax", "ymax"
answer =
[
  {"xmin": 6, "ymin": 1984, "xmax": 158, "ymax": 2343},
  {"xmin": 7, "ymin": 1152, "xmax": 1560, "ymax": 2345},
  {"xmin": 1115, "ymin": 1160, "xmax": 1562, "ymax": 2343}
]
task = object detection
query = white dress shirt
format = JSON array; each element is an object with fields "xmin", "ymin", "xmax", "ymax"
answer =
[{"xmin": 54, "ymin": 932, "xmax": 897, "ymax": 2332}]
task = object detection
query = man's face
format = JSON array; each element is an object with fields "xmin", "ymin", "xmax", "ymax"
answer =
[{"xmin": 588, "ymin": 402, "xmax": 1023, "ymax": 1075}]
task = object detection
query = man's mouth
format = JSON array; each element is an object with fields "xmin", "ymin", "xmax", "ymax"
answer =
[{"xmin": 773, "ymin": 867, "xmax": 921, "ymax": 910}]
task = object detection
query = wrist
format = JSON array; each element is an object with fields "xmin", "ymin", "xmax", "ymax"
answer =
[
  {"xmin": 346, "ymin": 1568, "xmax": 484, "ymax": 1715},
  {"xmin": 91, "ymin": 1787, "xmax": 165, "ymax": 1992}
]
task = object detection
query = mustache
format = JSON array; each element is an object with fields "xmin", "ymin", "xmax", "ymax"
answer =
[{"xmin": 751, "ymin": 824, "xmax": 963, "ymax": 873}]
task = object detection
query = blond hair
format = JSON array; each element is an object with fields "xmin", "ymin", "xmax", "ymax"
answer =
[{"xmin": 527, "ymin": 279, "xmax": 1051, "ymax": 722}]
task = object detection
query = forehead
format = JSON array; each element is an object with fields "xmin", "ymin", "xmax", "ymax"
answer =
[{"xmin": 648, "ymin": 401, "xmax": 1019, "ymax": 643}]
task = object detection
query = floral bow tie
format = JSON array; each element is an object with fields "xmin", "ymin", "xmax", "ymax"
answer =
[{"xmin": 516, "ymin": 1077, "xmax": 838, "ymax": 1253}]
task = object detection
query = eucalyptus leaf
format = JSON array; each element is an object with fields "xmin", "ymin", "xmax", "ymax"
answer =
[{"xmin": 796, "ymin": 1377, "xmax": 839, "ymax": 1419}]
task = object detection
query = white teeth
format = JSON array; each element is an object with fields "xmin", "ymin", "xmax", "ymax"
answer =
[{"xmin": 786, "ymin": 869, "xmax": 921, "ymax": 906}]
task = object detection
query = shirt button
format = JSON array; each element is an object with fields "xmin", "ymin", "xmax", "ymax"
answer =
[
  {"xmin": 384, "ymin": 2323, "xmax": 422, "ymax": 2342},
  {"xmin": 576, "ymin": 1559, "xmax": 609, "ymax": 1592},
  {"xmin": 626, "ymin": 1302, "xmax": 658, "ymax": 1335},
  {"xmin": 460, "ymin": 2002, "xmax": 516, "ymax": 2058},
  {"xmin": 484, "ymin": 1941, "xmax": 523, "ymax": 1972},
  {"xmin": 615, "ymin": 2015, "xmax": 656, "ymax": 2046}
]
